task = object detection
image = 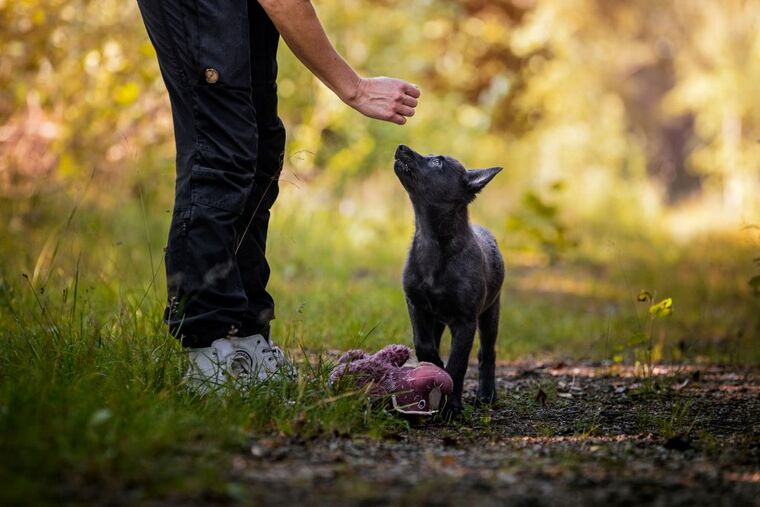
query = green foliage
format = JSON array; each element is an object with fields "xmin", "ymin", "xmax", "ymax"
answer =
[
  {"xmin": 635, "ymin": 399, "xmax": 697, "ymax": 440},
  {"xmin": 506, "ymin": 181, "xmax": 576, "ymax": 264},
  {"xmin": 634, "ymin": 290, "xmax": 674, "ymax": 377},
  {"xmin": 3, "ymin": 0, "xmax": 760, "ymax": 219},
  {"xmin": 638, "ymin": 291, "xmax": 674, "ymax": 318},
  {"xmin": 0, "ymin": 0, "xmax": 171, "ymax": 193},
  {"xmin": 0, "ymin": 270, "xmax": 405, "ymax": 504},
  {"xmin": 648, "ymin": 297, "xmax": 673, "ymax": 318}
]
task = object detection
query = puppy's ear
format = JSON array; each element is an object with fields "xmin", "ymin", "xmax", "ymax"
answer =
[{"xmin": 465, "ymin": 167, "xmax": 503, "ymax": 194}]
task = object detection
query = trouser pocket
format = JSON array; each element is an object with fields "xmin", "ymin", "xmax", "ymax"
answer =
[{"xmin": 190, "ymin": 163, "xmax": 254, "ymax": 215}]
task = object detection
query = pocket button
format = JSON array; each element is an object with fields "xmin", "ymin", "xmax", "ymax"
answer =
[{"xmin": 204, "ymin": 68, "xmax": 219, "ymax": 84}]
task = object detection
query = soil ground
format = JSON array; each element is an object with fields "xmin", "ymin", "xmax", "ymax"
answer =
[{"xmin": 226, "ymin": 362, "xmax": 760, "ymax": 506}]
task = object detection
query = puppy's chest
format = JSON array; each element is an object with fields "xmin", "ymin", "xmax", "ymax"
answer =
[{"xmin": 404, "ymin": 265, "xmax": 460, "ymax": 315}]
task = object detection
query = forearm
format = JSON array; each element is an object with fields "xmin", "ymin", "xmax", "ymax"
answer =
[
  {"xmin": 258, "ymin": 0, "xmax": 360, "ymax": 103},
  {"xmin": 258, "ymin": 0, "xmax": 420, "ymax": 125}
]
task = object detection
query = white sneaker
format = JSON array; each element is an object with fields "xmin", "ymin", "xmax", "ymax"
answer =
[
  {"xmin": 184, "ymin": 335, "xmax": 296, "ymax": 394},
  {"xmin": 228, "ymin": 334, "xmax": 296, "ymax": 382},
  {"xmin": 184, "ymin": 338, "xmax": 236, "ymax": 395}
]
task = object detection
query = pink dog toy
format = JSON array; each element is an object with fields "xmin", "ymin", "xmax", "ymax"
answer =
[{"xmin": 329, "ymin": 344, "xmax": 454, "ymax": 415}]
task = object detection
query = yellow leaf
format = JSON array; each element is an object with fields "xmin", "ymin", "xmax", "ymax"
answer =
[{"xmin": 649, "ymin": 298, "xmax": 673, "ymax": 317}]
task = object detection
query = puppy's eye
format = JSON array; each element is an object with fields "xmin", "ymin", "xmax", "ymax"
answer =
[{"xmin": 431, "ymin": 158, "xmax": 443, "ymax": 168}]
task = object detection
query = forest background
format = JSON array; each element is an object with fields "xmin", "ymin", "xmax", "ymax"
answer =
[{"xmin": 2, "ymin": 0, "xmax": 759, "ymax": 364}]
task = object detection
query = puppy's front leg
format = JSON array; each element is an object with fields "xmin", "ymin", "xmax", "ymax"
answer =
[
  {"xmin": 444, "ymin": 320, "xmax": 477, "ymax": 415},
  {"xmin": 407, "ymin": 300, "xmax": 444, "ymax": 368}
]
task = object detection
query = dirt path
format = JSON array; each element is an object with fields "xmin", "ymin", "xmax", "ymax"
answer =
[{"xmin": 232, "ymin": 363, "xmax": 760, "ymax": 506}]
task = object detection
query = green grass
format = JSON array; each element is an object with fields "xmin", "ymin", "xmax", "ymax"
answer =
[
  {"xmin": 635, "ymin": 399, "xmax": 698, "ymax": 440},
  {"xmin": 0, "ymin": 288, "xmax": 406, "ymax": 504},
  {"xmin": 1, "ymin": 174, "xmax": 758, "ymax": 502}
]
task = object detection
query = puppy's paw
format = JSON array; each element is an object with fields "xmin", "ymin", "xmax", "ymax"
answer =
[
  {"xmin": 476, "ymin": 385, "xmax": 497, "ymax": 405},
  {"xmin": 440, "ymin": 396, "xmax": 464, "ymax": 421}
]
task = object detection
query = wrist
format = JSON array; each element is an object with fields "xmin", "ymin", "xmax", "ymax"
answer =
[{"xmin": 338, "ymin": 73, "xmax": 363, "ymax": 106}]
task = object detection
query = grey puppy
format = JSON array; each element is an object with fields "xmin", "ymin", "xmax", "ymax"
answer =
[{"xmin": 394, "ymin": 144, "xmax": 505, "ymax": 416}]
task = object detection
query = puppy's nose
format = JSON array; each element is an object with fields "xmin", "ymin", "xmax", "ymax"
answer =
[{"xmin": 396, "ymin": 144, "xmax": 410, "ymax": 154}]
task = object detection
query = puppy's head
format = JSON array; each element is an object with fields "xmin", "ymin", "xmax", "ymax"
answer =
[{"xmin": 394, "ymin": 144, "xmax": 502, "ymax": 209}]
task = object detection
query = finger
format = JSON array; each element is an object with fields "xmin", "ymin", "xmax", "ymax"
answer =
[
  {"xmin": 390, "ymin": 114, "xmax": 407, "ymax": 125},
  {"xmin": 396, "ymin": 105, "xmax": 415, "ymax": 117},
  {"xmin": 402, "ymin": 95, "xmax": 418, "ymax": 108},
  {"xmin": 403, "ymin": 83, "xmax": 421, "ymax": 98}
]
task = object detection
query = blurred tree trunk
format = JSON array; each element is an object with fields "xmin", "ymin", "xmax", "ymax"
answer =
[{"xmin": 623, "ymin": 58, "xmax": 702, "ymax": 203}]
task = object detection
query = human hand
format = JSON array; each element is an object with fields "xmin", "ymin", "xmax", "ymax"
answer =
[{"xmin": 344, "ymin": 77, "xmax": 421, "ymax": 125}]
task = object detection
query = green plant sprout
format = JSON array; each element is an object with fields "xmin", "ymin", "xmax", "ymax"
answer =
[{"xmin": 637, "ymin": 290, "xmax": 674, "ymax": 377}]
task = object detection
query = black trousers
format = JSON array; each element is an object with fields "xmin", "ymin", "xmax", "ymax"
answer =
[{"xmin": 137, "ymin": 0, "xmax": 284, "ymax": 347}]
